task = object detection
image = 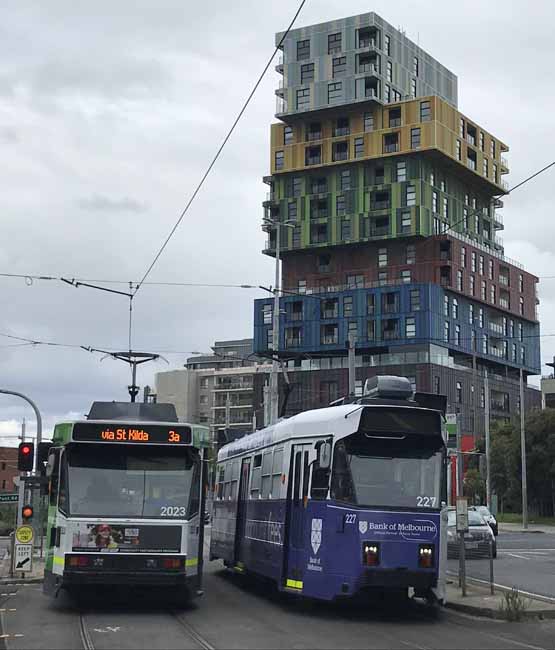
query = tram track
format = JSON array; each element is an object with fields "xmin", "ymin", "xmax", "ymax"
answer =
[{"xmin": 78, "ymin": 608, "xmax": 215, "ymax": 650}]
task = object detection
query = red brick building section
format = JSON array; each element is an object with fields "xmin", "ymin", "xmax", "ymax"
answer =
[{"xmin": 0, "ymin": 448, "xmax": 19, "ymax": 492}]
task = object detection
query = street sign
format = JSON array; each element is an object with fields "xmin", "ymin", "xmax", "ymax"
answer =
[
  {"xmin": 13, "ymin": 543, "xmax": 32, "ymax": 573},
  {"xmin": 0, "ymin": 493, "xmax": 18, "ymax": 503},
  {"xmin": 445, "ymin": 414, "xmax": 458, "ymax": 449},
  {"xmin": 15, "ymin": 525, "xmax": 34, "ymax": 545}
]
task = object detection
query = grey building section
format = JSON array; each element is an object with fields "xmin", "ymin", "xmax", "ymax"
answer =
[
  {"xmin": 276, "ymin": 11, "xmax": 458, "ymax": 118},
  {"xmin": 186, "ymin": 338, "xmax": 263, "ymax": 370}
]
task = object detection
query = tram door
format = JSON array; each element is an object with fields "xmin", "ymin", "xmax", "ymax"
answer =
[
  {"xmin": 283, "ymin": 444, "xmax": 311, "ymax": 588},
  {"xmin": 234, "ymin": 458, "xmax": 251, "ymax": 565}
]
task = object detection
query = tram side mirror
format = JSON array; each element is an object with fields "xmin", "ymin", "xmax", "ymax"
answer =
[
  {"xmin": 46, "ymin": 453, "xmax": 56, "ymax": 478},
  {"xmin": 317, "ymin": 441, "xmax": 332, "ymax": 470}
]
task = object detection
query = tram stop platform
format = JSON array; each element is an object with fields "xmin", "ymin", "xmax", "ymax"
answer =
[{"xmin": 446, "ymin": 580, "xmax": 555, "ymax": 620}]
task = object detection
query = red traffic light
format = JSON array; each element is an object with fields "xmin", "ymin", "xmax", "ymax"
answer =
[
  {"xmin": 21, "ymin": 445, "xmax": 31, "ymax": 455},
  {"xmin": 22, "ymin": 505, "xmax": 33, "ymax": 519},
  {"xmin": 17, "ymin": 442, "xmax": 35, "ymax": 471}
]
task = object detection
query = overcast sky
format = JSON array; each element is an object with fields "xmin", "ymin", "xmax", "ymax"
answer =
[{"xmin": 1, "ymin": 0, "xmax": 554, "ymax": 443}]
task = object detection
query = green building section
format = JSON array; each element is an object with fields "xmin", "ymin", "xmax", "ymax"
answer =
[{"xmin": 264, "ymin": 156, "xmax": 504, "ymax": 255}]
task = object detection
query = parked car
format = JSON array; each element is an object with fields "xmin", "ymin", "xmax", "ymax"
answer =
[
  {"xmin": 471, "ymin": 505, "xmax": 498, "ymax": 536},
  {"xmin": 447, "ymin": 509, "xmax": 497, "ymax": 559}
]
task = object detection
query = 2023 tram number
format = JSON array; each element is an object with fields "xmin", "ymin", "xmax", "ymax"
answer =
[{"xmin": 160, "ymin": 506, "xmax": 187, "ymax": 517}]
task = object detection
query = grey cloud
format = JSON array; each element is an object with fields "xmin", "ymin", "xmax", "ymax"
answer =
[
  {"xmin": 0, "ymin": 128, "xmax": 18, "ymax": 143},
  {"xmin": 78, "ymin": 195, "xmax": 149, "ymax": 213}
]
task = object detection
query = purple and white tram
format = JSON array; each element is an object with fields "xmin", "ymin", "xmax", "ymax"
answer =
[{"xmin": 209, "ymin": 376, "xmax": 448, "ymax": 604}]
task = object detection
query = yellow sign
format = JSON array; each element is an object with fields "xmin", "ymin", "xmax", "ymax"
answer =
[{"xmin": 16, "ymin": 525, "xmax": 34, "ymax": 544}]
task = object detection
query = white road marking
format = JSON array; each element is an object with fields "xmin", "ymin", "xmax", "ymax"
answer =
[
  {"xmin": 400, "ymin": 640, "xmax": 429, "ymax": 650},
  {"xmin": 504, "ymin": 552, "xmax": 530, "ymax": 560}
]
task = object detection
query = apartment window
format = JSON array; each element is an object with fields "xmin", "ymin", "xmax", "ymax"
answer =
[
  {"xmin": 292, "ymin": 177, "xmax": 302, "ymax": 196},
  {"xmin": 518, "ymin": 323, "xmax": 523, "ymax": 342},
  {"xmin": 367, "ymin": 294, "xmax": 375, "ymax": 315},
  {"xmin": 310, "ymin": 198, "xmax": 328, "ymax": 219},
  {"xmin": 378, "ymin": 247, "xmax": 388, "ymax": 268},
  {"xmin": 444, "ymin": 321, "xmax": 450, "ymax": 342},
  {"xmin": 456, "ymin": 140, "xmax": 462, "ymax": 161},
  {"xmin": 411, "ymin": 128, "xmax": 421, "ymax": 148},
  {"xmin": 467, "ymin": 148, "xmax": 477, "ymax": 171},
  {"xmin": 266, "ymin": 329, "xmax": 273, "ymax": 349},
  {"xmin": 483, "ymin": 158, "xmax": 489, "ymax": 177},
  {"xmin": 341, "ymin": 219, "xmax": 351, "ymax": 240},
  {"xmin": 459, "ymin": 118, "xmax": 465, "ymax": 138},
  {"xmin": 386, "ymin": 60, "xmax": 392, "ymax": 82},
  {"xmin": 347, "ymin": 274, "xmax": 364, "ymax": 289},
  {"xmin": 275, "ymin": 150, "xmax": 284, "ymax": 170},
  {"xmin": 285, "ymin": 326, "xmax": 302, "ymax": 348},
  {"xmin": 488, "ymin": 259, "xmax": 494, "ymax": 280},
  {"xmin": 413, "ymin": 56, "xmax": 419, "ymax": 76},
  {"xmin": 456, "ymin": 381, "xmax": 462, "ymax": 403},
  {"xmin": 321, "ymin": 297, "xmax": 338, "ymax": 318},
  {"xmin": 384, "ymin": 34, "xmax": 391, "ymax": 55},
  {"xmin": 478, "ymin": 255, "xmax": 484, "ymax": 276},
  {"xmin": 406, "ymin": 184, "xmax": 416, "ymax": 206},
  {"xmin": 263, "ymin": 304, "xmax": 273, "ymax": 326},
  {"xmin": 401, "ymin": 213, "xmax": 412, "ymax": 234},
  {"xmin": 297, "ymin": 280, "xmax": 307, "ymax": 295},
  {"xmin": 310, "ymin": 223, "xmax": 328, "ymax": 243},
  {"xmin": 490, "ymin": 284, "xmax": 496, "ymax": 304},
  {"xmin": 480, "ymin": 132, "xmax": 485, "ymax": 151},
  {"xmin": 519, "ymin": 296, "xmax": 524, "ymax": 315},
  {"xmin": 519, "ymin": 274, "xmax": 524, "ymax": 292},
  {"xmin": 471, "ymin": 251, "xmax": 477, "ymax": 272},
  {"xmin": 301, "ymin": 63, "xmax": 314, "ymax": 83},
  {"xmin": 463, "ymin": 207, "xmax": 469, "ymax": 229},
  {"xmin": 364, "ymin": 112, "xmax": 374, "ymax": 132},
  {"xmin": 432, "ymin": 190, "xmax": 438, "ymax": 214},
  {"xmin": 328, "ymin": 81, "xmax": 342, "ymax": 103},
  {"xmin": 378, "ymin": 271, "xmax": 387, "ymax": 285},
  {"xmin": 375, "ymin": 166, "xmax": 385, "ymax": 184},
  {"xmin": 480, "ymin": 387, "xmax": 485, "ymax": 409},
  {"xmin": 410, "ymin": 289, "xmax": 421, "ymax": 311},
  {"xmin": 297, "ymin": 39, "xmax": 310, "ymax": 60},
  {"xmin": 383, "ymin": 132, "xmax": 399, "ymax": 153},
  {"xmin": 461, "ymin": 246, "xmax": 466, "ymax": 268},
  {"xmin": 354, "ymin": 137, "xmax": 364, "ymax": 157},
  {"xmin": 382, "ymin": 318, "xmax": 399, "ymax": 340},
  {"xmin": 343, "ymin": 296, "xmax": 353, "ymax": 317},
  {"xmin": 320, "ymin": 324, "xmax": 338, "ymax": 345},
  {"xmin": 434, "ymin": 376, "xmax": 440, "ymax": 394},
  {"xmin": 288, "ymin": 201, "xmax": 297, "ymax": 220},
  {"xmin": 420, "ymin": 100, "xmax": 431, "ymax": 122},
  {"xmin": 333, "ymin": 194, "xmax": 345, "ymax": 217},
  {"xmin": 328, "ymin": 32, "xmax": 342, "ymax": 54},
  {"xmin": 472, "ymin": 196, "xmax": 477, "ymax": 209},
  {"xmin": 365, "ymin": 318, "xmax": 375, "ymax": 342},
  {"xmin": 292, "ymin": 226, "xmax": 301, "ymax": 248},
  {"xmin": 405, "ymin": 317, "xmax": 416, "ymax": 338},
  {"xmin": 470, "ymin": 274, "xmax": 475, "ymax": 296},
  {"xmin": 311, "ymin": 176, "xmax": 327, "ymax": 194},
  {"xmin": 347, "ymin": 321, "xmax": 358, "ymax": 343},
  {"xmin": 481, "ymin": 280, "xmax": 486, "ymax": 300},
  {"xmin": 332, "ymin": 56, "xmax": 347, "ymax": 77},
  {"xmin": 306, "ymin": 122, "xmax": 322, "ymax": 142},
  {"xmin": 479, "ymin": 308, "xmax": 484, "ymax": 328},
  {"xmin": 521, "ymin": 347, "xmax": 526, "ymax": 365},
  {"xmin": 493, "ymin": 163, "xmax": 498, "ymax": 184},
  {"xmin": 411, "ymin": 78, "xmax": 417, "ymax": 98},
  {"xmin": 510, "ymin": 320, "xmax": 514, "ymax": 338},
  {"xmin": 457, "ymin": 270, "xmax": 463, "ymax": 291},
  {"xmin": 401, "ymin": 269, "xmax": 411, "ymax": 284},
  {"xmin": 471, "ymin": 329, "xmax": 476, "ymax": 351},
  {"xmin": 469, "ymin": 304, "xmax": 474, "ymax": 324},
  {"xmin": 384, "ymin": 84, "xmax": 391, "ymax": 103},
  {"xmin": 452, "ymin": 298, "xmax": 459, "ymax": 320},
  {"xmin": 512, "ymin": 343, "xmax": 517, "ymax": 362},
  {"xmin": 491, "ymin": 140, "xmax": 496, "ymax": 158},
  {"xmin": 340, "ymin": 169, "xmax": 351, "ymax": 190},
  {"xmin": 284, "ymin": 126, "xmax": 293, "ymax": 145},
  {"xmin": 332, "ymin": 141, "xmax": 348, "ymax": 161},
  {"xmin": 443, "ymin": 196, "xmax": 449, "ymax": 219},
  {"xmin": 443, "ymin": 295, "xmax": 449, "ymax": 317},
  {"xmin": 305, "ymin": 145, "xmax": 321, "ymax": 166},
  {"xmin": 385, "ymin": 106, "xmax": 400, "ymax": 128},
  {"xmin": 482, "ymin": 333, "xmax": 489, "ymax": 354},
  {"xmin": 296, "ymin": 88, "xmax": 310, "ymax": 109}
]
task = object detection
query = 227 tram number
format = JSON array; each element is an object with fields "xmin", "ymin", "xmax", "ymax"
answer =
[{"xmin": 416, "ymin": 496, "xmax": 437, "ymax": 507}]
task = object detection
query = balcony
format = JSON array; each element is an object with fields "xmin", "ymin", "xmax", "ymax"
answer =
[
  {"xmin": 275, "ymin": 78, "xmax": 285, "ymax": 97},
  {"xmin": 358, "ymin": 38, "xmax": 377, "ymax": 49},
  {"xmin": 489, "ymin": 322, "xmax": 504, "ymax": 335},
  {"xmin": 276, "ymin": 96, "xmax": 288, "ymax": 115},
  {"xmin": 493, "ymin": 212, "xmax": 503, "ymax": 230},
  {"xmin": 500, "ymin": 155, "xmax": 509, "ymax": 169},
  {"xmin": 501, "ymin": 179, "xmax": 509, "ymax": 191},
  {"xmin": 383, "ymin": 143, "xmax": 399, "ymax": 154},
  {"xmin": 371, "ymin": 200, "xmax": 390, "ymax": 211},
  {"xmin": 214, "ymin": 380, "xmax": 253, "ymax": 391},
  {"xmin": 285, "ymin": 336, "xmax": 302, "ymax": 348},
  {"xmin": 275, "ymin": 54, "xmax": 284, "ymax": 74}
]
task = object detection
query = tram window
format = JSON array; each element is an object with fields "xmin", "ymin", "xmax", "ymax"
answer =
[
  {"xmin": 230, "ymin": 479, "xmax": 238, "ymax": 500},
  {"xmin": 217, "ymin": 466, "xmax": 225, "ymax": 500},
  {"xmin": 58, "ymin": 452, "xmax": 69, "ymax": 514},
  {"xmin": 271, "ymin": 448, "xmax": 284, "ymax": 497},
  {"xmin": 261, "ymin": 452, "xmax": 273, "ymax": 499},
  {"xmin": 251, "ymin": 454, "xmax": 262, "ymax": 498},
  {"xmin": 330, "ymin": 442, "xmax": 355, "ymax": 502},
  {"xmin": 293, "ymin": 451, "xmax": 302, "ymax": 503},
  {"xmin": 311, "ymin": 465, "xmax": 330, "ymax": 500},
  {"xmin": 49, "ymin": 449, "xmax": 61, "ymax": 507},
  {"xmin": 231, "ymin": 461, "xmax": 240, "ymax": 481},
  {"xmin": 302, "ymin": 452, "xmax": 310, "ymax": 499}
]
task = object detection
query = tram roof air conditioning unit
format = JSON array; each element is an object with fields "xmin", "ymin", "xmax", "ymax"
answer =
[{"xmin": 362, "ymin": 376, "xmax": 413, "ymax": 401}]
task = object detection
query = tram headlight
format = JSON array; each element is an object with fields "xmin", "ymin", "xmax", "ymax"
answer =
[
  {"xmin": 362, "ymin": 543, "xmax": 380, "ymax": 567},
  {"xmin": 418, "ymin": 544, "xmax": 434, "ymax": 568}
]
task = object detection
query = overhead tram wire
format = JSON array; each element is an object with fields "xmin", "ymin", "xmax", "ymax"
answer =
[{"xmin": 132, "ymin": 0, "xmax": 308, "ymax": 298}]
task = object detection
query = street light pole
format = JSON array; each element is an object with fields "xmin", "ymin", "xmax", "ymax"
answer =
[
  {"xmin": 270, "ymin": 222, "xmax": 281, "ymax": 425},
  {"xmin": 0, "ymin": 389, "xmax": 42, "ymax": 465},
  {"xmin": 520, "ymin": 368, "xmax": 528, "ymax": 530}
]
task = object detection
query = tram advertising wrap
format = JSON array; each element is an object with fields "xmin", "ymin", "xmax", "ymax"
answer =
[{"xmin": 72, "ymin": 523, "xmax": 181, "ymax": 554}]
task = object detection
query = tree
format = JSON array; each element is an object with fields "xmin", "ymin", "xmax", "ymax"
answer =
[{"xmin": 464, "ymin": 468, "xmax": 485, "ymax": 504}]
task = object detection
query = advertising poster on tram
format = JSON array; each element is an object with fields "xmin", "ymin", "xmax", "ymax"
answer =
[{"xmin": 72, "ymin": 523, "xmax": 181, "ymax": 553}]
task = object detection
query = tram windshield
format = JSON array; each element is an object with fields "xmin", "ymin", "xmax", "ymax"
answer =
[
  {"xmin": 330, "ymin": 432, "xmax": 444, "ymax": 510},
  {"xmin": 62, "ymin": 444, "xmax": 199, "ymax": 518}
]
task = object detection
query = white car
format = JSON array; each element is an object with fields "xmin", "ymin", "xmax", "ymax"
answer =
[
  {"xmin": 471, "ymin": 505, "xmax": 498, "ymax": 536},
  {"xmin": 447, "ymin": 509, "xmax": 497, "ymax": 558}
]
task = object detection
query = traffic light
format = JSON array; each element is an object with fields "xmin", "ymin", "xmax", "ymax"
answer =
[
  {"xmin": 17, "ymin": 442, "xmax": 34, "ymax": 471},
  {"xmin": 21, "ymin": 505, "xmax": 33, "ymax": 520}
]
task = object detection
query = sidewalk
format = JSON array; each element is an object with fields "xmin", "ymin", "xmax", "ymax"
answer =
[
  {"xmin": 446, "ymin": 581, "xmax": 555, "ymax": 620},
  {"xmin": 498, "ymin": 522, "xmax": 555, "ymax": 534}
]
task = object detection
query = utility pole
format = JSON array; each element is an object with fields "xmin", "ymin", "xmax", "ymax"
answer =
[
  {"xmin": 0, "ymin": 389, "xmax": 42, "ymax": 460},
  {"xmin": 347, "ymin": 334, "xmax": 356, "ymax": 397},
  {"xmin": 20, "ymin": 417, "xmax": 26, "ymax": 443},
  {"xmin": 270, "ymin": 222, "xmax": 281, "ymax": 425},
  {"xmin": 484, "ymin": 368, "xmax": 491, "ymax": 509},
  {"xmin": 520, "ymin": 368, "xmax": 528, "ymax": 530}
]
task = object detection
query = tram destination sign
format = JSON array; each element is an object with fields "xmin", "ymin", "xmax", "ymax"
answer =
[{"xmin": 72, "ymin": 422, "xmax": 192, "ymax": 445}]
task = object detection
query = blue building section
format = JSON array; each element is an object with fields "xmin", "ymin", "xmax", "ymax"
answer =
[{"xmin": 253, "ymin": 282, "xmax": 540, "ymax": 374}]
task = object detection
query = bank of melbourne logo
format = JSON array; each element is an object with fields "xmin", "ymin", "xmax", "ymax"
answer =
[
  {"xmin": 359, "ymin": 520, "xmax": 368, "ymax": 534},
  {"xmin": 311, "ymin": 518, "xmax": 323, "ymax": 554}
]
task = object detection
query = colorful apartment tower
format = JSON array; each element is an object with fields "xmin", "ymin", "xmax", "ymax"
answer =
[{"xmin": 253, "ymin": 12, "xmax": 541, "ymax": 438}]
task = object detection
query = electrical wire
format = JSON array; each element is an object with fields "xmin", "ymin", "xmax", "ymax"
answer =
[{"xmin": 133, "ymin": 0, "xmax": 307, "ymax": 296}]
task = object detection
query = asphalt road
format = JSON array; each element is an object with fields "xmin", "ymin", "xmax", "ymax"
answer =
[
  {"xmin": 2, "ymin": 555, "xmax": 555, "ymax": 648},
  {"xmin": 448, "ymin": 530, "xmax": 555, "ymax": 601}
]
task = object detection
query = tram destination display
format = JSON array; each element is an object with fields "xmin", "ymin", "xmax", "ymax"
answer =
[{"xmin": 72, "ymin": 422, "xmax": 192, "ymax": 445}]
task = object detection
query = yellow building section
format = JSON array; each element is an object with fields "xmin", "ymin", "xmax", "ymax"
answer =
[{"xmin": 270, "ymin": 95, "xmax": 508, "ymax": 192}]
